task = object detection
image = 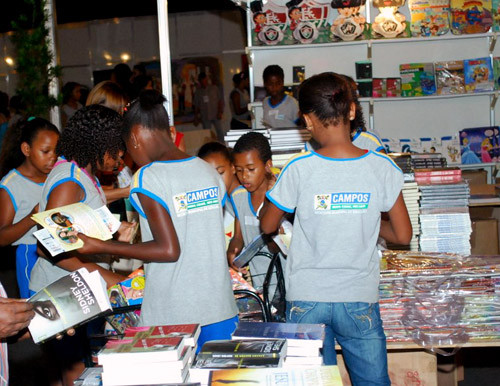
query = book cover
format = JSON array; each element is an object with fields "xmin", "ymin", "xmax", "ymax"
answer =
[
  {"xmin": 459, "ymin": 126, "xmax": 499, "ymax": 164},
  {"xmin": 31, "ymin": 202, "xmax": 121, "ymax": 256},
  {"xmin": 28, "ymin": 268, "xmax": 111, "ymax": 344},
  {"xmin": 124, "ymin": 324, "xmax": 201, "ymax": 347},
  {"xmin": 435, "ymin": 60, "xmax": 465, "ymax": 95},
  {"xmin": 408, "ymin": 0, "xmax": 450, "ymax": 37},
  {"xmin": 98, "ymin": 336, "xmax": 185, "ymax": 364},
  {"xmin": 233, "ymin": 234, "xmax": 266, "ymax": 268},
  {"xmin": 400, "ymin": 62, "xmax": 436, "ymax": 97},
  {"xmin": 199, "ymin": 339, "xmax": 287, "ymax": 359},
  {"xmin": 119, "ymin": 268, "xmax": 145, "ymax": 306},
  {"xmin": 232, "ymin": 322, "xmax": 325, "ymax": 349},
  {"xmin": 208, "ymin": 366, "xmax": 343, "ymax": 386},
  {"xmin": 106, "ymin": 284, "xmax": 140, "ymax": 335},
  {"xmin": 414, "ymin": 168, "xmax": 461, "ymax": 177},
  {"xmin": 463, "ymin": 57, "xmax": 494, "ymax": 93},
  {"xmin": 450, "ymin": 0, "xmax": 493, "ymax": 35},
  {"xmin": 193, "ymin": 355, "xmax": 282, "ymax": 369}
]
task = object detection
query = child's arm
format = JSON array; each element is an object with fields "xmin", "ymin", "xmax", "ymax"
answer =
[
  {"xmin": 43, "ymin": 182, "xmax": 126, "ymax": 287},
  {"xmin": 379, "ymin": 192, "xmax": 412, "ymax": 245},
  {"xmin": 78, "ymin": 193, "xmax": 180, "ymax": 263},
  {"xmin": 259, "ymin": 199, "xmax": 285, "ymax": 235},
  {"xmin": 0, "ymin": 189, "xmax": 38, "ymax": 247},
  {"xmin": 227, "ymin": 218, "xmax": 244, "ymax": 271}
]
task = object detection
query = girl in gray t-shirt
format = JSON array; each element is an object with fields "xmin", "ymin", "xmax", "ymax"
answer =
[
  {"xmin": 78, "ymin": 90, "xmax": 238, "ymax": 350},
  {"xmin": 261, "ymin": 72, "xmax": 412, "ymax": 385}
]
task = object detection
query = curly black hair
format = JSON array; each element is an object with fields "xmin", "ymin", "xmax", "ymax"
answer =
[
  {"xmin": 57, "ymin": 105, "xmax": 124, "ymax": 173},
  {"xmin": 263, "ymin": 65, "xmax": 284, "ymax": 83},
  {"xmin": 0, "ymin": 117, "xmax": 59, "ymax": 178},
  {"xmin": 233, "ymin": 131, "xmax": 272, "ymax": 163}
]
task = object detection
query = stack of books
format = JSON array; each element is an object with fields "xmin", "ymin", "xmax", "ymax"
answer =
[
  {"xmin": 387, "ymin": 181, "xmax": 421, "ymax": 251},
  {"xmin": 189, "ymin": 339, "xmax": 287, "ymax": 386},
  {"xmin": 231, "ymin": 322, "xmax": 324, "ymax": 368},
  {"xmin": 414, "ymin": 167, "xmax": 462, "ymax": 185},
  {"xmin": 418, "ymin": 178, "xmax": 471, "ymax": 255},
  {"xmin": 98, "ymin": 324, "xmax": 200, "ymax": 385},
  {"xmin": 410, "ymin": 153, "xmax": 447, "ymax": 169}
]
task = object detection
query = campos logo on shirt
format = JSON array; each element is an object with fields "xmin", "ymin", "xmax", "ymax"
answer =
[
  {"xmin": 173, "ymin": 187, "xmax": 220, "ymax": 216},
  {"xmin": 314, "ymin": 192, "xmax": 371, "ymax": 212}
]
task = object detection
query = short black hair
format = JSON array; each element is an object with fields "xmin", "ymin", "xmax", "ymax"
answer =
[
  {"xmin": 198, "ymin": 141, "xmax": 232, "ymax": 161},
  {"xmin": 58, "ymin": 104, "xmax": 124, "ymax": 173},
  {"xmin": 263, "ymin": 65, "xmax": 284, "ymax": 83},
  {"xmin": 233, "ymin": 132, "xmax": 271, "ymax": 163},
  {"xmin": 122, "ymin": 89, "xmax": 170, "ymax": 140}
]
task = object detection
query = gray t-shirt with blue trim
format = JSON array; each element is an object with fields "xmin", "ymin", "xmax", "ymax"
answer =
[
  {"xmin": 262, "ymin": 95, "xmax": 299, "ymax": 129},
  {"xmin": 0, "ymin": 169, "xmax": 43, "ymax": 245},
  {"xmin": 267, "ymin": 150, "xmax": 403, "ymax": 303},
  {"xmin": 129, "ymin": 157, "xmax": 238, "ymax": 327},
  {"xmin": 30, "ymin": 160, "xmax": 109, "ymax": 293}
]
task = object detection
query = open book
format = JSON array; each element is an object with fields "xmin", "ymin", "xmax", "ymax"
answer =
[
  {"xmin": 31, "ymin": 202, "xmax": 121, "ymax": 256},
  {"xmin": 28, "ymin": 268, "xmax": 111, "ymax": 344}
]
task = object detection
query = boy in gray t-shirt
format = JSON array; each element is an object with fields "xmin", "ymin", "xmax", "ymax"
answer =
[{"xmin": 260, "ymin": 72, "xmax": 412, "ymax": 385}]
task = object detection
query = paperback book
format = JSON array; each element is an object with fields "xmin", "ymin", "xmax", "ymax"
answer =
[
  {"xmin": 28, "ymin": 268, "xmax": 111, "ymax": 344},
  {"xmin": 198, "ymin": 339, "xmax": 287, "ymax": 359},
  {"xmin": 124, "ymin": 323, "xmax": 201, "ymax": 347},
  {"xmin": 31, "ymin": 202, "xmax": 121, "ymax": 256}
]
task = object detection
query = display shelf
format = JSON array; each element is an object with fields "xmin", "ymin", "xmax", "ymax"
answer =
[
  {"xmin": 360, "ymin": 91, "xmax": 498, "ymax": 103},
  {"xmin": 458, "ymin": 162, "xmax": 499, "ymax": 184}
]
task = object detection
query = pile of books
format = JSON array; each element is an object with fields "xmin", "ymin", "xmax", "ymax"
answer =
[
  {"xmin": 418, "ymin": 177, "xmax": 471, "ymax": 255},
  {"xmin": 97, "ymin": 324, "xmax": 200, "ymax": 385},
  {"xmin": 231, "ymin": 322, "xmax": 324, "ymax": 368},
  {"xmin": 411, "ymin": 153, "xmax": 447, "ymax": 170},
  {"xmin": 189, "ymin": 338, "xmax": 287, "ymax": 386}
]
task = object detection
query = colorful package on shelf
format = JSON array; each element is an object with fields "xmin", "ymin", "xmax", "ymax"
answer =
[
  {"xmin": 371, "ymin": 0, "xmax": 410, "ymax": 39},
  {"xmin": 459, "ymin": 126, "xmax": 500, "ymax": 164},
  {"xmin": 372, "ymin": 78, "xmax": 387, "ymax": 97},
  {"xmin": 250, "ymin": 0, "xmax": 288, "ymax": 46},
  {"xmin": 435, "ymin": 60, "xmax": 466, "ymax": 95},
  {"xmin": 329, "ymin": 0, "xmax": 367, "ymax": 41},
  {"xmin": 408, "ymin": 0, "xmax": 451, "ymax": 37},
  {"xmin": 494, "ymin": 0, "xmax": 500, "ymax": 31},
  {"xmin": 493, "ymin": 57, "xmax": 500, "ymax": 90},
  {"xmin": 400, "ymin": 62, "xmax": 437, "ymax": 97},
  {"xmin": 419, "ymin": 137, "xmax": 443, "ymax": 154},
  {"xmin": 450, "ymin": 0, "xmax": 493, "ymax": 35},
  {"xmin": 441, "ymin": 135, "xmax": 462, "ymax": 165},
  {"xmin": 106, "ymin": 284, "xmax": 140, "ymax": 335},
  {"xmin": 386, "ymin": 77, "xmax": 401, "ymax": 97},
  {"xmin": 119, "ymin": 267, "xmax": 145, "ymax": 306},
  {"xmin": 284, "ymin": 0, "xmax": 332, "ymax": 44},
  {"xmin": 357, "ymin": 79, "xmax": 373, "ymax": 97},
  {"xmin": 463, "ymin": 57, "xmax": 494, "ymax": 93}
]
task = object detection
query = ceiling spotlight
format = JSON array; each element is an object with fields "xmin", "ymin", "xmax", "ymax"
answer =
[
  {"xmin": 4, "ymin": 57, "xmax": 14, "ymax": 66},
  {"xmin": 120, "ymin": 53, "xmax": 130, "ymax": 62}
]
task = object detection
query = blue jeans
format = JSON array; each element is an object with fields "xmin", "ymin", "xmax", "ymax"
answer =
[{"xmin": 287, "ymin": 300, "xmax": 390, "ymax": 386}]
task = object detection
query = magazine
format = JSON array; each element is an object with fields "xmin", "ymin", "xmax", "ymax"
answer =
[
  {"xmin": 28, "ymin": 268, "xmax": 111, "ymax": 344},
  {"xmin": 31, "ymin": 202, "xmax": 121, "ymax": 256}
]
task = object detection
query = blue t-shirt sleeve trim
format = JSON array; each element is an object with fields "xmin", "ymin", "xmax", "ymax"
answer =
[
  {"xmin": 375, "ymin": 145, "xmax": 385, "ymax": 152},
  {"xmin": 0, "ymin": 185, "xmax": 17, "ymax": 212},
  {"xmin": 130, "ymin": 187, "xmax": 171, "ymax": 219},
  {"xmin": 229, "ymin": 194, "xmax": 239, "ymax": 219},
  {"xmin": 47, "ymin": 178, "xmax": 87, "ymax": 203},
  {"xmin": 221, "ymin": 192, "xmax": 227, "ymax": 208},
  {"xmin": 265, "ymin": 191, "xmax": 295, "ymax": 213}
]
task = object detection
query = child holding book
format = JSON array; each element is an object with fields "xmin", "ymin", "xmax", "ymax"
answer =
[
  {"xmin": 0, "ymin": 118, "xmax": 59, "ymax": 298},
  {"xmin": 227, "ymin": 132, "xmax": 284, "ymax": 293},
  {"xmin": 78, "ymin": 90, "xmax": 238, "ymax": 349},
  {"xmin": 262, "ymin": 65, "xmax": 300, "ymax": 129},
  {"xmin": 260, "ymin": 72, "xmax": 412, "ymax": 384}
]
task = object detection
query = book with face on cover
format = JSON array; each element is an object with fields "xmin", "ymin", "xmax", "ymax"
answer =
[{"xmin": 28, "ymin": 268, "xmax": 111, "ymax": 344}]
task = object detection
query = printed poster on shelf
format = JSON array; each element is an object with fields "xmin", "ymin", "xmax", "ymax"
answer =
[
  {"xmin": 371, "ymin": 0, "xmax": 411, "ymax": 39},
  {"xmin": 450, "ymin": 0, "xmax": 493, "ymax": 34},
  {"xmin": 286, "ymin": 0, "xmax": 332, "ymax": 44},
  {"xmin": 408, "ymin": 0, "xmax": 451, "ymax": 37},
  {"xmin": 250, "ymin": 0, "xmax": 288, "ymax": 46},
  {"xmin": 329, "ymin": 0, "xmax": 368, "ymax": 41},
  {"xmin": 459, "ymin": 126, "xmax": 500, "ymax": 164}
]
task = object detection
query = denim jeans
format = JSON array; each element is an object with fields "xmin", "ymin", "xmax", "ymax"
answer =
[{"xmin": 286, "ymin": 300, "xmax": 390, "ymax": 386}]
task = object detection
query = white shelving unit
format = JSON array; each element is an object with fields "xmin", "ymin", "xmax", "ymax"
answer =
[{"xmin": 243, "ymin": 1, "xmax": 500, "ymax": 139}]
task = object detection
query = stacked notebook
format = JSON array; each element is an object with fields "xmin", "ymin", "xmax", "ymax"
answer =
[
  {"xmin": 418, "ymin": 180, "xmax": 471, "ymax": 255},
  {"xmin": 98, "ymin": 324, "xmax": 200, "ymax": 385}
]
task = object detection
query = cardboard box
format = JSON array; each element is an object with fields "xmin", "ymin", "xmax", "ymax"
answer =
[
  {"xmin": 462, "ymin": 170, "xmax": 487, "ymax": 186},
  {"xmin": 470, "ymin": 218, "xmax": 499, "ymax": 255}
]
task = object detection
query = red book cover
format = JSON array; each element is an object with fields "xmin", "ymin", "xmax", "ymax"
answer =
[{"xmin": 414, "ymin": 168, "xmax": 462, "ymax": 177}]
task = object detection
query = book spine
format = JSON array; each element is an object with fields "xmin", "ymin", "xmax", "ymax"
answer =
[
  {"xmin": 415, "ymin": 175, "xmax": 462, "ymax": 183},
  {"xmin": 198, "ymin": 352, "xmax": 279, "ymax": 359},
  {"xmin": 414, "ymin": 170, "xmax": 461, "ymax": 177}
]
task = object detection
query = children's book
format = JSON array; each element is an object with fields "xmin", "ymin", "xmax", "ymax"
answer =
[
  {"xmin": 464, "ymin": 57, "xmax": 494, "ymax": 93},
  {"xmin": 329, "ymin": 0, "xmax": 368, "ymax": 42},
  {"xmin": 208, "ymin": 366, "xmax": 343, "ymax": 386},
  {"xmin": 435, "ymin": 60, "xmax": 465, "ymax": 95},
  {"xmin": 494, "ymin": 57, "xmax": 500, "ymax": 90},
  {"xmin": 124, "ymin": 324, "xmax": 201, "ymax": 347},
  {"xmin": 231, "ymin": 322, "xmax": 325, "ymax": 350},
  {"xmin": 400, "ymin": 63, "xmax": 436, "ymax": 97},
  {"xmin": 450, "ymin": 0, "xmax": 493, "ymax": 34},
  {"xmin": 459, "ymin": 126, "xmax": 500, "ymax": 163},
  {"xmin": 198, "ymin": 339, "xmax": 287, "ymax": 359},
  {"xmin": 28, "ymin": 268, "xmax": 111, "ymax": 344},
  {"xmin": 409, "ymin": 0, "xmax": 450, "ymax": 37},
  {"xmin": 441, "ymin": 136, "xmax": 462, "ymax": 165},
  {"xmin": 31, "ymin": 202, "xmax": 121, "ymax": 256},
  {"xmin": 119, "ymin": 267, "xmax": 145, "ymax": 306},
  {"xmin": 106, "ymin": 284, "xmax": 140, "ymax": 335},
  {"xmin": 386, "ymin": 77, "xmax": 401, "ymax": 97}
]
